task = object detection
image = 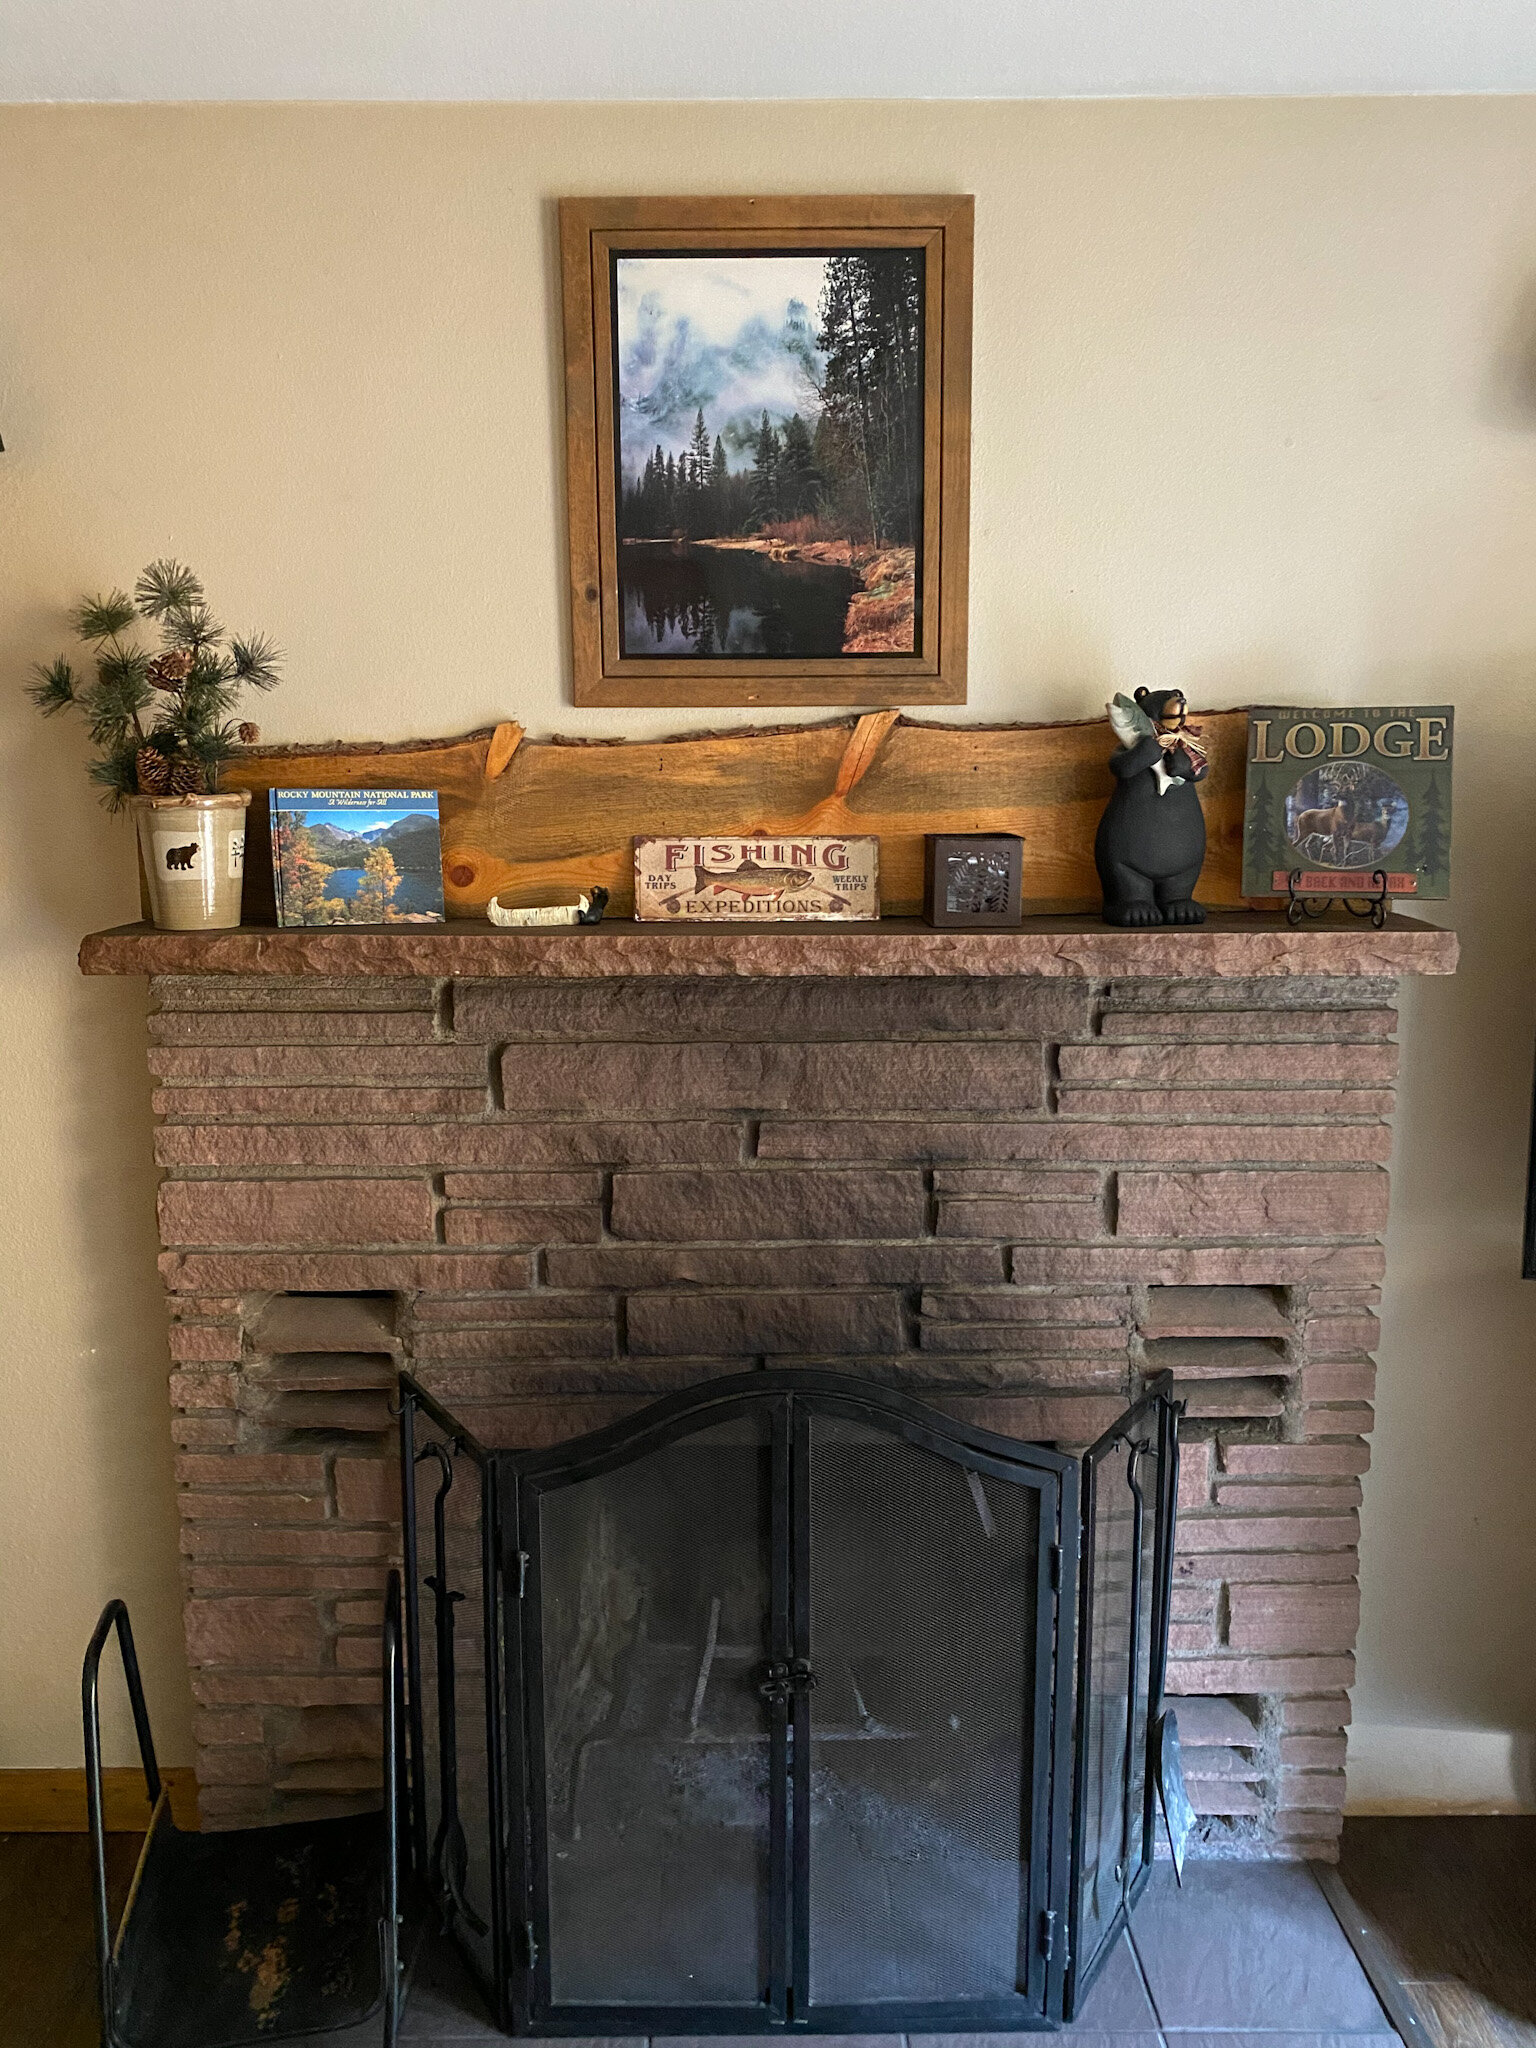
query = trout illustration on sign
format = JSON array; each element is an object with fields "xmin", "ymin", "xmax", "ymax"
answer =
[
  {"xmin": 634, "ymin": 837, "xmax": 880, "ymax": 922},
  {"xmin": 671, "ymin": 855, "xmax": 822, "ymax": 915}
]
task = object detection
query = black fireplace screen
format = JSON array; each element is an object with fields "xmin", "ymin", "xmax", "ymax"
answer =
[{"xmin": 399, "ymin": 1368, "xmax": 1178, "ymax": 2036}]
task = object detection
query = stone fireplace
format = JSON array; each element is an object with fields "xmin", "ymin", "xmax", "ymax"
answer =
[{"xmin": 80, "ymin": 915, "xmax": 1455, "ymax": 1863}]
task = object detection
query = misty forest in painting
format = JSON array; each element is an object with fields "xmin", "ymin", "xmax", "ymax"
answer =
[{"xmin": 614, "ymin": 251, "xmax": 923, "ymax": 658}]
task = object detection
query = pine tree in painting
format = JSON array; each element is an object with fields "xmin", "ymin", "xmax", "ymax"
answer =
[
  {"xmin": 751, "ymin": 412, "xmax": 781, "ymax": 523},
  {"xmin": 689, "ymin": 409, "xmax": 710, "ymax": 487},
  {"xmin": 274, "ymin": 815, "xmax": 332, "ymax": 925},
  {"xmin": 1417, "ymin": 773, "xmax": 1448, "ymax": 888},
  {"xmin": 353, "ymin": 843, "xmax": 403, "ymax": 923},
  {"xmin": 778, "ymin": 413, "xmax": 821, "ymax": 520},
  {"xmin": 1247, "ymin": 779, "xmax": 1275, "ymax": 880},
  {"xmin": 816, "ymin": 252, "xmax": 923, "ymax": 546}
]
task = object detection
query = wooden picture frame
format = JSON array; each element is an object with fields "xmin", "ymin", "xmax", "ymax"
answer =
[{"xmin": 559, "ymin": 195, "xmax": 974, "ymax": 708}]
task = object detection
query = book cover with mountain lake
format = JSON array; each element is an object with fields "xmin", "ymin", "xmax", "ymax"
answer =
[{"xmin": 270, "ymin": 789, "xmax": 446, "ymax": 925}]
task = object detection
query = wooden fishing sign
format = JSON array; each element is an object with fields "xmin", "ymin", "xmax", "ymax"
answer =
[{"xmin": 634, "ymin": 836, "xmax": 880, "ymax": 921}]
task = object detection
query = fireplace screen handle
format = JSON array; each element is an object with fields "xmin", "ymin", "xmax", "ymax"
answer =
[{"xmin": 757, "ymin": 1658, "xmax": 817, "ymax": 1706}]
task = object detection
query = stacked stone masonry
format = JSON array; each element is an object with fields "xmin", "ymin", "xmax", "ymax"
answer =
[{"xmin": 149, "ymin": 970, "xmax": 1396, "ymax": 1854}]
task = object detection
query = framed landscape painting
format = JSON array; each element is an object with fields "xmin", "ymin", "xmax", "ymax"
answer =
[{"xmin": 560, "ymin": 195, "xmax": 973, "ymax": 707}]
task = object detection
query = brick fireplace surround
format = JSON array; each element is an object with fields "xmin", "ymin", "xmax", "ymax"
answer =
[{"xmin": 81, "ymin": 914, "xmax": 1455, "ymax": 1862}]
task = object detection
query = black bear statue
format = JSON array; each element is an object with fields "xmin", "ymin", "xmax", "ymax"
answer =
[{"xmin": 1094, "ymin": 688, "xmax": 1210, "ymax": 926}]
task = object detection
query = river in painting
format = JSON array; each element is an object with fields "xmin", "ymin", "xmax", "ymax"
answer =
[{"xmin": 620, "ymin": 541, "xmax": 858, "ymax": 658}]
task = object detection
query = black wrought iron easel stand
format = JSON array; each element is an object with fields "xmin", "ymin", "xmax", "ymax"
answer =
[{"xmin": 1285, "ymin": 868, "xmax": 1389, "ymax": 929}]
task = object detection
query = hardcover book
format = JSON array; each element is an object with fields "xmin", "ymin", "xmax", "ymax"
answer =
[
  {"xmin": 269, "ymin": 789, "xmax": 446, "ymax": 926},
  {"xmin": 1241, "ymin": 708, "xmax": 1453, "ymax": 899},
  {"xmin": 634, "ymin": 836, "xmax": 879, "ymax": 920}
]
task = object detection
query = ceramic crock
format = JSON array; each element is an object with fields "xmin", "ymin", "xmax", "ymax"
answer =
[{"xmin": 132, "ymin": 790, "xmax": 251, "ymax": 931}]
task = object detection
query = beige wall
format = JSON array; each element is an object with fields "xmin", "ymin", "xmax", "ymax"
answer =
[{"xmin": 2, "ymin": 98, "xmax": 1534, "ymax": 1796}]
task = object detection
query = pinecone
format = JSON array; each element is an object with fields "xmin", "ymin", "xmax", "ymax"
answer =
[
  {"xmin": 237, "ymin": 722, "xmax": 260, "ymax": 745},
  {"xmin": 147, "ymin": 648, "xmax": 194, "ymax": 692},
  {"xmin": 167, "ymin": 757, "xmax": 207, "ymax": 796},
  {"xmin": 135, "ymin": 746, "xmax": 173, "ymax": 795}
]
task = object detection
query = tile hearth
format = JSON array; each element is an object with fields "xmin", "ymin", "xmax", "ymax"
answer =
[{"xmin": 372, "ymin": 1863, "xmax": 1398, "ymax": 2045}]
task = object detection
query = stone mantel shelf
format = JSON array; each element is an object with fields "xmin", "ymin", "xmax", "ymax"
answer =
[{"xmin": 79, "ymin": 911, "xmax": 1458, "ymax": 980}]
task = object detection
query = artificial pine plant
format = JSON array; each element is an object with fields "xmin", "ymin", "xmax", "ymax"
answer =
[{"xmin": 26, "ymin": 560, "xmax": 281, "ymax": 807}]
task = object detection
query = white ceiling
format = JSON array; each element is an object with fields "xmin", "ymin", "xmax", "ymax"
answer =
[{"xmin": 5, "ymin": 0, "xmax": 1536, "ymax": 101}]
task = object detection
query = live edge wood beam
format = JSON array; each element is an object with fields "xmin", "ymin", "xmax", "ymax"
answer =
[{"xmin": 213, "ymin": 708, "xmax": 1270, "ymax": 924}]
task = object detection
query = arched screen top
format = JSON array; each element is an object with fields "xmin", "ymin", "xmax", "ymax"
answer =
[{"xmin": 503, "ymin": 1367, "xmax": 1079, "ymax": 1496}]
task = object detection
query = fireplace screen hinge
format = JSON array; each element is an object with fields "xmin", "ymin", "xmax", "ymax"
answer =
[
  {"xmin": 517, "ymin": 1550, "xmax": 530, "ymax": 1599},
  {"xmin": 1040, "ymin": 1908, "xmax": 1060, "ymax": 1963},
  {"xmin": 521, "ymin": 1918, "xmax": 539, "ymax": 1968},
  {"xmin": 1050, "ymin": 1542, "xmax": 1063, "ymax": 1592}
]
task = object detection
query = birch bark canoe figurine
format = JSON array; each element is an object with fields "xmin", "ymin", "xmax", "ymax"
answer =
[{"xmin": 486, "ymin": 889, "xmax": 608, "ymax": 927}]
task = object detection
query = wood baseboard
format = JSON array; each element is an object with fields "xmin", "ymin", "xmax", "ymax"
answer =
[
  {"xmin": 0, "ymin": 1767, "xmax": 200, "ymax": 1832},
  {"xmin": 1346, "ymin": 1797, "xmax": 1535, "ymax": 1816}
]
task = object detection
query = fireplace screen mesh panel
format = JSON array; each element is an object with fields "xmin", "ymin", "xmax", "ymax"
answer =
[
  {"xmin": 398, "ymin": 1368, "xmax": 1177, "ymax": 2037},
  {"xmin": 537, "ymin": 1411, "xmax": 775, "ymax": 2008},
  {"xmin": 1074, "ymin": 1437, "xmax": 1135, "ymax": 1985},
  {"xmin": 805, "ymin": 1412, "xmax": 1037, "ymax": 2009},
  {"xmin": 1068, "ymin": 1395, "xmax": 1173, "ymax": 2011},
  {"xmin": 404, "ymin": 1400, "xmax": 504, "ymax": 2003}
]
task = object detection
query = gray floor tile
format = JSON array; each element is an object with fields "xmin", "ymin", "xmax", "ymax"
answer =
[
  {"xmin": 1162, "ymin": 2036, "xmax": 1403, "ymax": 2047},
  {"xmin": 278, "ymin": 2027, "xmax": 400, "ymax": 2048},
  {"xmin": 1070, "ymin": 1927, "xmax": 1163, "ymax": 2030},
  {"xmin": 915, "ymin": 2037, "xmax": 1161, "ymax": 2047},
  {"xmin": 397, "ymin": 1866, "xmax": 1402, "ymax": 2042},
  {"xmin": 397, "ymin": 2012, "xmax": 501, "ymax": 2044},
  {"xmin": 399, "ymin": 1934, "xmax": 501, "ymax": 2039},
  {"xmin": 908, "ymin": 1928, "xmax": 1157, "ymax": 2037},
  {"xmin": 280, "ymin": 1981, "xmax": 422, "ymax": 2046},
  {"xmin": 1130, "ymin": 1863, "xmax": 1392, "ymax": 2033}
]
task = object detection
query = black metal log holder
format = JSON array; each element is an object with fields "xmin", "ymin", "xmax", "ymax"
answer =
[
  {"xmin": 399, "ymin": 1367, "xmax": 1181, "ymax": 2038},
  {"xmin": 1285, "ymin": 867, "xmax": 1390, "ymax": 927},
  {"xmin": 82, "ymin": 1576, "xmax": 406, "ymax": 2048}
]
